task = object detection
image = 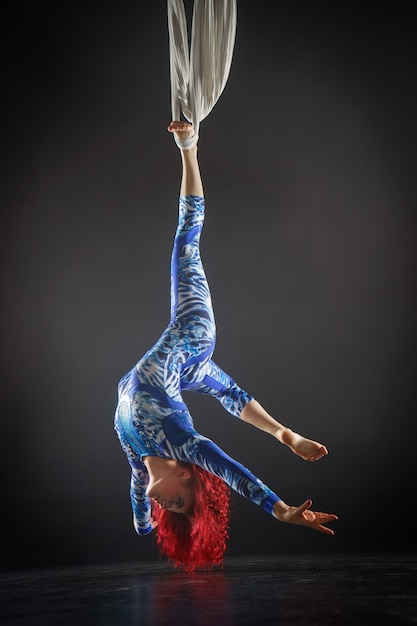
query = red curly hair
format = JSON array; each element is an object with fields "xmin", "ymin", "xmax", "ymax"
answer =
[{"xmin": 152, "ymin": 464, "xmax": 231, "ymax": 571}]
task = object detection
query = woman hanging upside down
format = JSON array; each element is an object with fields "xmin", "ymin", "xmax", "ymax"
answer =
[{"xmin": 114, "ymin": 121, "xmax": 338, "ymax": 571}]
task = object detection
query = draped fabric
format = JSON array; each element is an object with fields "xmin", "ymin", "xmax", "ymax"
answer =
[{"xmin": 167, "ymin": 0, "xmax": 237, "ymax": 149}]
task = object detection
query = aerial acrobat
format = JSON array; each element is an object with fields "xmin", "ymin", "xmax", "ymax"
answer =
[{"xmin": 115, "ymin": 0, "xmax": 337, "ymax": 571}]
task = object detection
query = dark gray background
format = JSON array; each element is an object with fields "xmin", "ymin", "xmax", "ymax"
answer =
[{"xmin": 2, "ymin": 0, "xmax": 416, "ymax": 570}]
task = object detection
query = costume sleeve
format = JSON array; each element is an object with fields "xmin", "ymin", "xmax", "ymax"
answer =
[
  {"xmin": 161, "ymin": 414, "xmax": 280, "ymax": 516},
  {"xmin": 129, "ymin": 462, "xmax": 153, "ymax": 536},
  {"xmin": 182, "ymin": 359, "xmax": 254, "ymax": 417},
  {"xmin": 195, "ymin": 437, "xmax": 280, "ymax": 515}
]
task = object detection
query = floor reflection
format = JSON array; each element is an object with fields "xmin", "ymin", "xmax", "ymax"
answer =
[
  {"xmin": 1, "ymin": 554, "xmax": 416, "ymax": 625},
  {"xmin": 132, "ymin": 569, "xmax": 235, "ymax": 625}
]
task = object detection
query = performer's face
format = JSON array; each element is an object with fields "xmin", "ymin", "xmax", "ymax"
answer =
[{"xmin": 146, "ymin": 467, "xmax": 194, "ymax": 515}]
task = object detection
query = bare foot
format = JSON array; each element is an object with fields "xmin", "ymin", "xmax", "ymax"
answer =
[
  {"xmin": 279, "ymin": 428, "xmax": 328, "ymax": 462},
  {"xmin": 167, "ymin": 121, "xmax": 195, "ymax": 141}
]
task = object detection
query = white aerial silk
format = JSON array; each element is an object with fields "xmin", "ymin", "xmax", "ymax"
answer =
[{"xmin": 167, "ymin": 0, "xmax": 237, "ymax": 149}]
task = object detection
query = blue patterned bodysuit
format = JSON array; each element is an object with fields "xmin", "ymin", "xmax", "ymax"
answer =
[{"xmin": 115, "ymin": 196, "xmax": 280, "ymax": 534}]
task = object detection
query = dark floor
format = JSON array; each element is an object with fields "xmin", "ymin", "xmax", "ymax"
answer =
[{"xmin": 1, "ymin": 553, "xmax": 416, "ymax": 625}]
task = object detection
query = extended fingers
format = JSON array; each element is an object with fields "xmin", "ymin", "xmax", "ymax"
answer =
[
  {"xmin": 312, "ymin": 512, "xmax": 338, "ymax": 534},
  {"xmin": 316, "ymin": 524, "xmax": 335, "ymax": 535},
  {"xmin": 315, "ymin": 512, "xmax": 339, "ymax": 522},
  {"xmin": 298, "ymin": 502, "xmax": 338, "ymax": 533}
]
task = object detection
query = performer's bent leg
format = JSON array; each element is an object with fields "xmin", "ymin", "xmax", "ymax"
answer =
[{"xmin": 240, "ymin": 399, "xmax": 328, "ymax": 462}]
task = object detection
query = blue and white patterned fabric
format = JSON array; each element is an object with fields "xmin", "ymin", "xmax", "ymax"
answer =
[{"xmin": 115, "ymin": 196, "xmax": 280, "ymax": 534}]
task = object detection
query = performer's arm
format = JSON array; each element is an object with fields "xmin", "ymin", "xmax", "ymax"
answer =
[
  {"xmin": 129, "ymin": 464, "xmax": 153, "ymax": 535},
  {"xmin": 193, "ymin": 437, "xmax": 281, "ymax": 516},
  {"xmin": 193, "ymin": 437, "xmax": 337, "ymax": 535}
]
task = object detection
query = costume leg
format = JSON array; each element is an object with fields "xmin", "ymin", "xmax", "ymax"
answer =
[
  {"xmin": 169, "ymin": 195, "xmax": 216, "ymax": 359},
  {"xmin": 168, "ymin": 134, "xmax": 215, "ymax": 360}
]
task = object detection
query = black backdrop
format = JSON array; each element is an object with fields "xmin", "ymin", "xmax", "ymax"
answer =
[{"xmin": 2, "ymin": 0, "xmax": 416, "ymax": 570}]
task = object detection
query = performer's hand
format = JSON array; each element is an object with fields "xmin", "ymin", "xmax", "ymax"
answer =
[{"xmin": 273, "ymin": 499, "xmax": 338, "ymax": 535}]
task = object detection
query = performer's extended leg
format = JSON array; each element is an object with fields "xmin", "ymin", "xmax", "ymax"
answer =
[{"xmin": 168, "ymin": 121, "xmax": 215, "ymax": 363}]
